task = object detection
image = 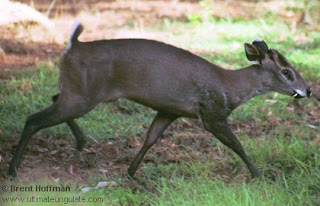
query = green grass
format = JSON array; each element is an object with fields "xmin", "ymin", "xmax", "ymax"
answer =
[{"xmin": 1, "ymin": 1, "xmax": 320, "ymax": 205}]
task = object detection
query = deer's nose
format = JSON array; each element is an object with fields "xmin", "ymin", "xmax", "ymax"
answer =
[{"xmin": 306, "ymin": 87, "xmax": 312, "ymax": 97}]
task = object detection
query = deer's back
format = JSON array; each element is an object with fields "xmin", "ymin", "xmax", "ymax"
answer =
[{"xmin": 62, "ymin": 39, "xmax": 226, "ymax": 117}]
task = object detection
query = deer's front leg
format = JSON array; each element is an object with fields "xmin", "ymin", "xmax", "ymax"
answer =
[
  {"xmin": 205, "ymin": 120, "xmax": 262, "ymax": 178},
  {"xmin": 127, "ymin": 112, "xmax": 177, "ymax": 177}
]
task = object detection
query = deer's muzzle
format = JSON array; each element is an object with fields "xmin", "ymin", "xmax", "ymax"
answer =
[{"xmin": 292, "ymin": 87, "xmax": 312, "ymax": 99}]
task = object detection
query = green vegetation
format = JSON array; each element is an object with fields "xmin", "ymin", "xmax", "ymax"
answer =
[{"xmin": 1, "ymin": 0, "xmax": 319, "ymax": 205}]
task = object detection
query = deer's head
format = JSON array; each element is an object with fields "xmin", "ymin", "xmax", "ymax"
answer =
[{"xmin": 244, "ymin": 39, "xmax": 311, "ymax": 98}]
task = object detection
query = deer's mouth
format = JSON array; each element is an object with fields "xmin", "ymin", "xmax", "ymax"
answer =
[
  {"xmin": 292, "ymin": 92, "xmax": 304, "ymax": 99},
  {"xmin": 292, "ymin": 89, "xmax": 309, "ymax": 99}
]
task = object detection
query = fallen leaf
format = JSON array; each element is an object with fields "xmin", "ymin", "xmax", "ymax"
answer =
[
  {"xmin": 99, "ymin": 169, "xmax": 109, "ymax": 173},
  {"xmin": 312, "ymin": 137, "xmax": 320, "ymax": 145},
  {"xmin": 266, "ymin": 99, "xmax": 277, "ymax": 104},
  {"xmin": 96, "ymin": 181, "xmax": 117, "ymax": 188},
  {"xmin": 49, "ymin": 175, "xmax": 60, "ymax": 182},
  {"xmin": 306, "ymin": 124, "xmax": 318, "ymax": 129},
  {"xmin": 69, "ymin": 165, "xmax": 74, "ymax": 175},
  {"xmin": 36, "ymin": 148, "xmax": 48, "ymax": 153},
  {"xmin": 181, "ymin": 118, "xmax": 192, "ymax": 127},
  {"xmin": 81, "ymin": 187, "xmax": 93, "ymax": 193},
  {"xmin": 269, "ymin": 117, "xmax": 281, "ymax": 123},
  {"xmin": 270, "ymin": 167, "xmax": 283, "ymax": 175},
  {"xmin": 81, "ymin": 181, "xmax": 117, "ymax": 193},
  {"xmin": 84, "ymin": 148, "xmax": 97, "ymax": 154},
  {"xmin": 50, "ymin": 150, "xmax": 59, "ymax": 155}
]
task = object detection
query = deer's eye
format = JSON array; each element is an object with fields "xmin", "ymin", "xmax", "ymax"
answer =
[
  {"xmin": 282, "ymin": 69, "xmax": 289, "ymax": 75},
  {"xmin": 281, "ymin": 69, "xmax": 294, "ymax": 81}
]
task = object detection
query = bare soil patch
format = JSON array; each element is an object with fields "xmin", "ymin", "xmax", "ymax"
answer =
[
  {"xmin": 0, "ymin": 38, "xmax": 62, "ymax": 70},
  {"xmin": 0, "ymin": 120, "xmax": 241, "ymax": 184}
]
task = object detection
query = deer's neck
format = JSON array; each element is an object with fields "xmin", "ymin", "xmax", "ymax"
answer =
[{"xmin": 223, "ymin": 66, "xmax": 272, "ymax": 111}]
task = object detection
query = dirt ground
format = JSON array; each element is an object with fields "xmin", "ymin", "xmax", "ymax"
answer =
[
  {"xmin": 0, "ymin": 122, "xmax": 242, "ymax": 185},
  {"xmin": 0, "ymin": 0, "xmax": 319, "ymax": 184},
  {"xmin": 0, "ymin": 113, "xmax": 287, "ymax": 184}
]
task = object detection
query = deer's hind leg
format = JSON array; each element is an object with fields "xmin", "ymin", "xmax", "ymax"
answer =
[
  {"xmin": 9, "ymin": 95, "xmax": 94, "ymax": 178},
  {"xmin": 52, "ymin": 94, "xmax": 86, "ymax": 150}
]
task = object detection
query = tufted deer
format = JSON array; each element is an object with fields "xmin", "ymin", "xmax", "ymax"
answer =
[{"xmin": 9, "ymin": 22, "xmax": 311, "ymax": 178}]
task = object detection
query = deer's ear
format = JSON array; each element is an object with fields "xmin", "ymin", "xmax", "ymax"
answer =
[
  {"xmin": 244, "ymin": 43, "xmax": 260, "ymax": 65},
  {"xmin": 252, "ymin": 38, "xmax": 269, "ymax": 53}
]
